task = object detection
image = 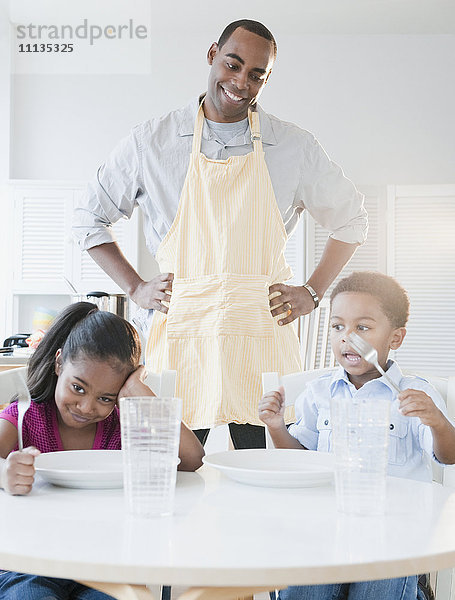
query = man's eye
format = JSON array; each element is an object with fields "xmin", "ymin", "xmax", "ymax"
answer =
[
  {"xmin": 226, "ymin": 62, "xmax": 237, "ymax": 70},
  {"xmin": 250, "ymin": 74, "xmax": 260, "ymax": 82},
  {"xmin": 72, "ymin": 384, "xmax": 84, "ymax": 393}
]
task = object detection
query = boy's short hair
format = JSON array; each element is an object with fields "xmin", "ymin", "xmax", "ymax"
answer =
[{"xmin": 330, "ymin": 271, "xmax": 410, "ymax": 328}]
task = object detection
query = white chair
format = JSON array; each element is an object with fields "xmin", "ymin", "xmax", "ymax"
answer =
[
  {"xmin": 298, "ymin": 298, "xmax": 336, "ymax": 370},
  {"xmin": 144, "ymin": 369, "xmax": 177, "ymax": 398},
  {"xmin": 0, "ymin": 367, "xmax": 170, "ymax": 600},
  {"xmin": 262, "ymin": 367, "xmax": 455, "ymax": 600},
  {"xmin": 0, "ymin": 366, "xmax": 28, "ymax": 409}
]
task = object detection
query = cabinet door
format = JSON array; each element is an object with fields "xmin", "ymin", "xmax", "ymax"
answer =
[
  {"xmin": 71, "ymin": 188, "xmax": 138, "ymax": 294},
  {"xmin": 13, "ymin": 186, "xmax": 73, "ymax": 294}
]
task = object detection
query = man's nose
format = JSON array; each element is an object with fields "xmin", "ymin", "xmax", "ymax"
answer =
[{"xmin": 232, "ymin": 70, "xmax": 248, "ymax": 91}]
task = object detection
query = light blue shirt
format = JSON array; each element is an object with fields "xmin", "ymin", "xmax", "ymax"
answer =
[
  {"xmin": 73, "ymin": 97, "xmax": 367, "ymax": 255},
  {"xmin": 288, "ymin": 361, "xmax": 448, "ymax": 482}
]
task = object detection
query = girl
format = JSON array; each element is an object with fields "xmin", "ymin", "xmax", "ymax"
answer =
[{"xmin": 0, "ymin": 302, "xmax": 204, "ymax": 600}]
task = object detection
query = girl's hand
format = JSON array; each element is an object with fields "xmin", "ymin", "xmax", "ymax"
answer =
[
  {"xmin": 258, "ymin": 387, "xmax": 286, "ymax": 430},
  {"xmin": 117, "ymin": 365, "xmax": 155, "ymax": 401},
  {"xmin": 399, "ymin": 389, "xmax": 445, "ymax": 427},
  {"xmin": 1, "ymin": 447, "xmax": 40, "ymax": 495}
]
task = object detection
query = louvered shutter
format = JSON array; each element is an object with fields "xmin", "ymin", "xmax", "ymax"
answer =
[
  {"xmin": 284, "ymin": 215, "xmax": 305, "ymax": 285},
  {"xmin": 72, "ymin": 188, "xmax": 138, "ymax": 293},
  {"xmin": 13, "ymin": 187, "xmax": 73, "ymax": 292},
  {"xmin": 304, "ymin": 186, "xmax": 384, "ymax": 368},
  {"xmin": 389, "ymin": 185, "xmax": 455, "ymax": 375},
  {"xmin": 308, "ymin": 186, "xmax": 385, "ymax": 293}
]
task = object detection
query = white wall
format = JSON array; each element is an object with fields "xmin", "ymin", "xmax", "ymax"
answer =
[
  {"xmin": 6, "ymin": 4, "xmax": 455, "ymax": 281},
  {"xmin": 10, "ymin": 34, "xmax": 455, "ymax": 186}
]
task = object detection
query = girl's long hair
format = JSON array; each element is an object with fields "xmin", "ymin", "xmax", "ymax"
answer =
[{"xmin": 27, "ymin": 302, "xmax": 141, "ymax": 403}]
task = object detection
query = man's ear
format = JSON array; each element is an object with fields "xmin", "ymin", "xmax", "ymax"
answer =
[
  {"xmin": 207, "ymin": 42, "xmax": 218, "ymax": 66},
  {"xmin": 390, "ymin": 327, "xmax": 406, "ymax": 350},
  {"xmin": 264, "ymin": 69, "xmax": 272, "ymax": 85},
  {"xmin": 55, "ymin": 348, "xmax": 62, "ymax": 376}
]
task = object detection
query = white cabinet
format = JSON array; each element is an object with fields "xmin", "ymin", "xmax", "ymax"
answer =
[{"xmin": 7, "ymin": 180, "xmax": 139, "ymax": 335}]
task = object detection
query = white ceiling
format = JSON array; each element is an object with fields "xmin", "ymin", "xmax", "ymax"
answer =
[
  {"xmin": 7, "ymin": 0, "xmax": 455, "ymax": 34},
  {"xmin": 152, "ymin": 0, "xmax": 455, "ymax": 34}
]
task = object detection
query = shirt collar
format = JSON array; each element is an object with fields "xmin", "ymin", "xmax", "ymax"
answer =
[
  {"xmin": 329, "ymin": 359, "xmax": 404, "ymax": 395},
  {"xmin": 177, "ymin": 96, "xmax": 277, "ymax": 146}
]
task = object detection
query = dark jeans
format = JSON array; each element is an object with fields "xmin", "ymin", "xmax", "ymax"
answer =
[
  {"xmin": 194, "ymin": 422, "xmax": 266, "ymax": 449},
  {"xmin": 0, "ymin": 572, "xmax": 116, "ymax": 600}
]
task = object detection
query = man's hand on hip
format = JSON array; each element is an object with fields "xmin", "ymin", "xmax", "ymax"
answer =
[
  {"xmin": 131, "ymin": 272, "xmax": 174, "ymax": 313},
  {"xmin": 269, "ymin": 283, "xmax": 317, "ymax": 326}
]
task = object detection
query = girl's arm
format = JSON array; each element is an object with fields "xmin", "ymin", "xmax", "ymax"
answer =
[
  {"xmin": 118, "ymin": 368, "xmax": 204, "ymax": 470},
  {"xmin": 178, "ymin": 424, "xmax": 204, "ymax": 471},
  {"xmin": 0, "ymin": 419, "xmax": 40, "ymax": 495}
]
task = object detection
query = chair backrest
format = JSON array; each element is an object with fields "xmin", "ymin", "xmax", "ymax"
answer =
[
  {"xmin": 0, "ymin": 366, "xmax": 28, "ymax": 409},
  {"xmin": 297, "ymin": 298, "xmax": 336, "ymax": 370},
  {"xmin": 262, "ymin": 368, "xmax": 336, "ymax": 447},
  {"xmin": 263, "ymin": 367, "xmax": 455, "ymax": 482},
  {"xmin": 144, "ymin": 369, "xmax": 177, "ymax": 397},
  {"xmin": 401, "ymin": 369, "xmax": 455, "ymax": 486}
]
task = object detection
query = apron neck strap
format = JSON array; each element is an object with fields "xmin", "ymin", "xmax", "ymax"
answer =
[
  {"xmin": 248, "ymin": 109, "xmax": 263, "ymax": 152},
  {"xmin": 192, "ymin": 103, "xmax": 263, "ymax": 155}
]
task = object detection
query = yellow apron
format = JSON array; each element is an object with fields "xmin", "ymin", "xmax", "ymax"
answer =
[{"xmin": 146, "ymin": 104, "xmax": 301, "ymax": 428}]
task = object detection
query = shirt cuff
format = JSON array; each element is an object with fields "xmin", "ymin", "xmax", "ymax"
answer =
[
  {"xmin": 74, "ymin": 228, "xmax": 117, "ymax": 251},
  {"xmin": 329, "ymin": 223, "xmax": 368, "ymax": 246}
]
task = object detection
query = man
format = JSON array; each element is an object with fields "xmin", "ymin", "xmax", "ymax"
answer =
[{"xmin": 73, "ymin": 19, "xmax": 367, "ymax": 448}]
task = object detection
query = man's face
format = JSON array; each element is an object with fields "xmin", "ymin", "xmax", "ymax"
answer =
[{"xmin": 204, "ymin": 27, "xmax": 274, "ymax": 123}]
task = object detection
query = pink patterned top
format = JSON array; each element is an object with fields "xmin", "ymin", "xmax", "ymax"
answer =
[{"xmin": 0, "ymin": 399, "xmax": 121, "ymax": 452}]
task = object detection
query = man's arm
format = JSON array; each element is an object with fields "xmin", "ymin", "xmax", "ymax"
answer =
[
  {"xmin": 88, "ymin": 242, "xmax": 173, "ymax": 313},
  {"xmin": 269, "ymin": 237, "xmax": 358, "ymax": 325}
]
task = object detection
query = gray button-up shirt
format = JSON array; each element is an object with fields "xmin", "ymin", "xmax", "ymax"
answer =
[{"xmin": 73, "ymin": 97, "xmax": 368, "ymax": 255}]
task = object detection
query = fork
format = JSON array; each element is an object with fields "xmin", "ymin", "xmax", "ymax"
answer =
[
  {"xmin": 347, "ymin": 331, "xmax": 401, "ymax": 394},
  {"xmin": 13, "ymin": 371, "xmax": 32, "ymax": 451}
]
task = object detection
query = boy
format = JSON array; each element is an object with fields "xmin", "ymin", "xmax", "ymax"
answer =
[{"xmin": 259, "ymin": 271, "xmax": 455, "ymax": 600}]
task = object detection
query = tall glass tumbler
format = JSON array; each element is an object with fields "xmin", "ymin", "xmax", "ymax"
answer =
[
  {"xmin": 120, "ymin": 397, "xmax": 182, "ymax": 517},
  {"xmin": 330, "ymin": 397, "xmax": 390, "ymax": 516}
]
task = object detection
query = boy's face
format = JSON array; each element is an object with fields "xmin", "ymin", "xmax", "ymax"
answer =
[{"xmin": 330, "ymin": 292, "xmax": 406, "ymax": 389}]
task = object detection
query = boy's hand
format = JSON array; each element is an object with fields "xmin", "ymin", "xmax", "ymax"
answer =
[
  {"xmin": 117, "ymin": 365, "xmax": 155, "ymax": 401},
  {"xmin": 258, "ymin": 387, "xmax": 286, "ymax": 430},
  {"xmin": 399, "ymin": 389, "xmax": 445, "ymax": 427},
  {"xmin": 1, "ymin": 447, "xmax": 40, "ymax": 496}
]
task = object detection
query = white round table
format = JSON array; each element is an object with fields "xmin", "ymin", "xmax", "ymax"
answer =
[{"xmin": 1, "ymin": 465, "xmax": 455, "ymax": 594}]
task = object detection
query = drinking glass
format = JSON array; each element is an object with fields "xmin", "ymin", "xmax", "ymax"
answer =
[
  {"xmin": 120, "ymin": 396, "xmax": 182, "ymax": 517},
  {"xmin": 330, "ymin": 396, "xmax": 390, "ymax": 516}
]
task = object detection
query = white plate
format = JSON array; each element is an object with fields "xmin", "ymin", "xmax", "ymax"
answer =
[
  {"xmin": 203, "ymin": 449, "xmax": 334, "ymax": 488},
  {"xmin": 35, "ymin": 450, "xmax": 123, "ymax": 489}
]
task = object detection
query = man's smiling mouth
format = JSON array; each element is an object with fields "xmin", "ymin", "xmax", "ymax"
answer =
[{"xmin": 221, "ymin": 86, "xmax": 245, "ymax": 103}]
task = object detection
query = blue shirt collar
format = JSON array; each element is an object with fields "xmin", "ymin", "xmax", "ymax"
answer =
[
  {"xmin": 177, "ymin": 96, "xmax": 278, "ymax": 146},
  {"xmin": 329, "ymin": 359, "xmax": 404, "ymax": 395}
]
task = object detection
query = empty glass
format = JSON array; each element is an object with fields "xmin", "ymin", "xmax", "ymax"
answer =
[
  {"xmin": 120, "ymin": 396, "xmax": 182, "ymax": 517},
  {"xmin": 330, "ymin": 396, "xmax": 390, "ymax": 516}
]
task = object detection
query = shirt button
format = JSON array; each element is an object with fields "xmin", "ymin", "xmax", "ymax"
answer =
[
  {"xmin": 390, "ymin": 423, "xmax": 394, "ymax": 430},
  {"xmin": 324, "ymin": 419, "xmax": 329, "ymax": 426}
]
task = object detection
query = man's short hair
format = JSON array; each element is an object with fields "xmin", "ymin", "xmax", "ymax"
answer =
[
  {"xmin": 330, "ymin": 271, "xmax": 410, "ymax": 328},
  {"xmin": 217, "ymin": 19, "xmax": 277, "ymax": 59}
]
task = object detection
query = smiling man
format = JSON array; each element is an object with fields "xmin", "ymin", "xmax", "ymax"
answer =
[{"xmin": 73, "ymin": 19, "xmax": 368, "ymax": 448}]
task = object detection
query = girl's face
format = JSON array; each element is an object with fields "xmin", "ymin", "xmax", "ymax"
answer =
[
  {"xmin": 330, "ymin": 292, "xmax": 406, "ymax": 389},
  {"xmin": 54, "ymin": 352, "xmax": 129, "ymax": 430}
]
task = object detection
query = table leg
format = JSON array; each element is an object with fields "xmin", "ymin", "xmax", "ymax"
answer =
[
  {"xmin": 177, "ymin": 587, "xmax": 274, "ymax": 600},
  {"xmin": 77, "ymin": 581, "xmax": 156, "ymax": 600}
]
